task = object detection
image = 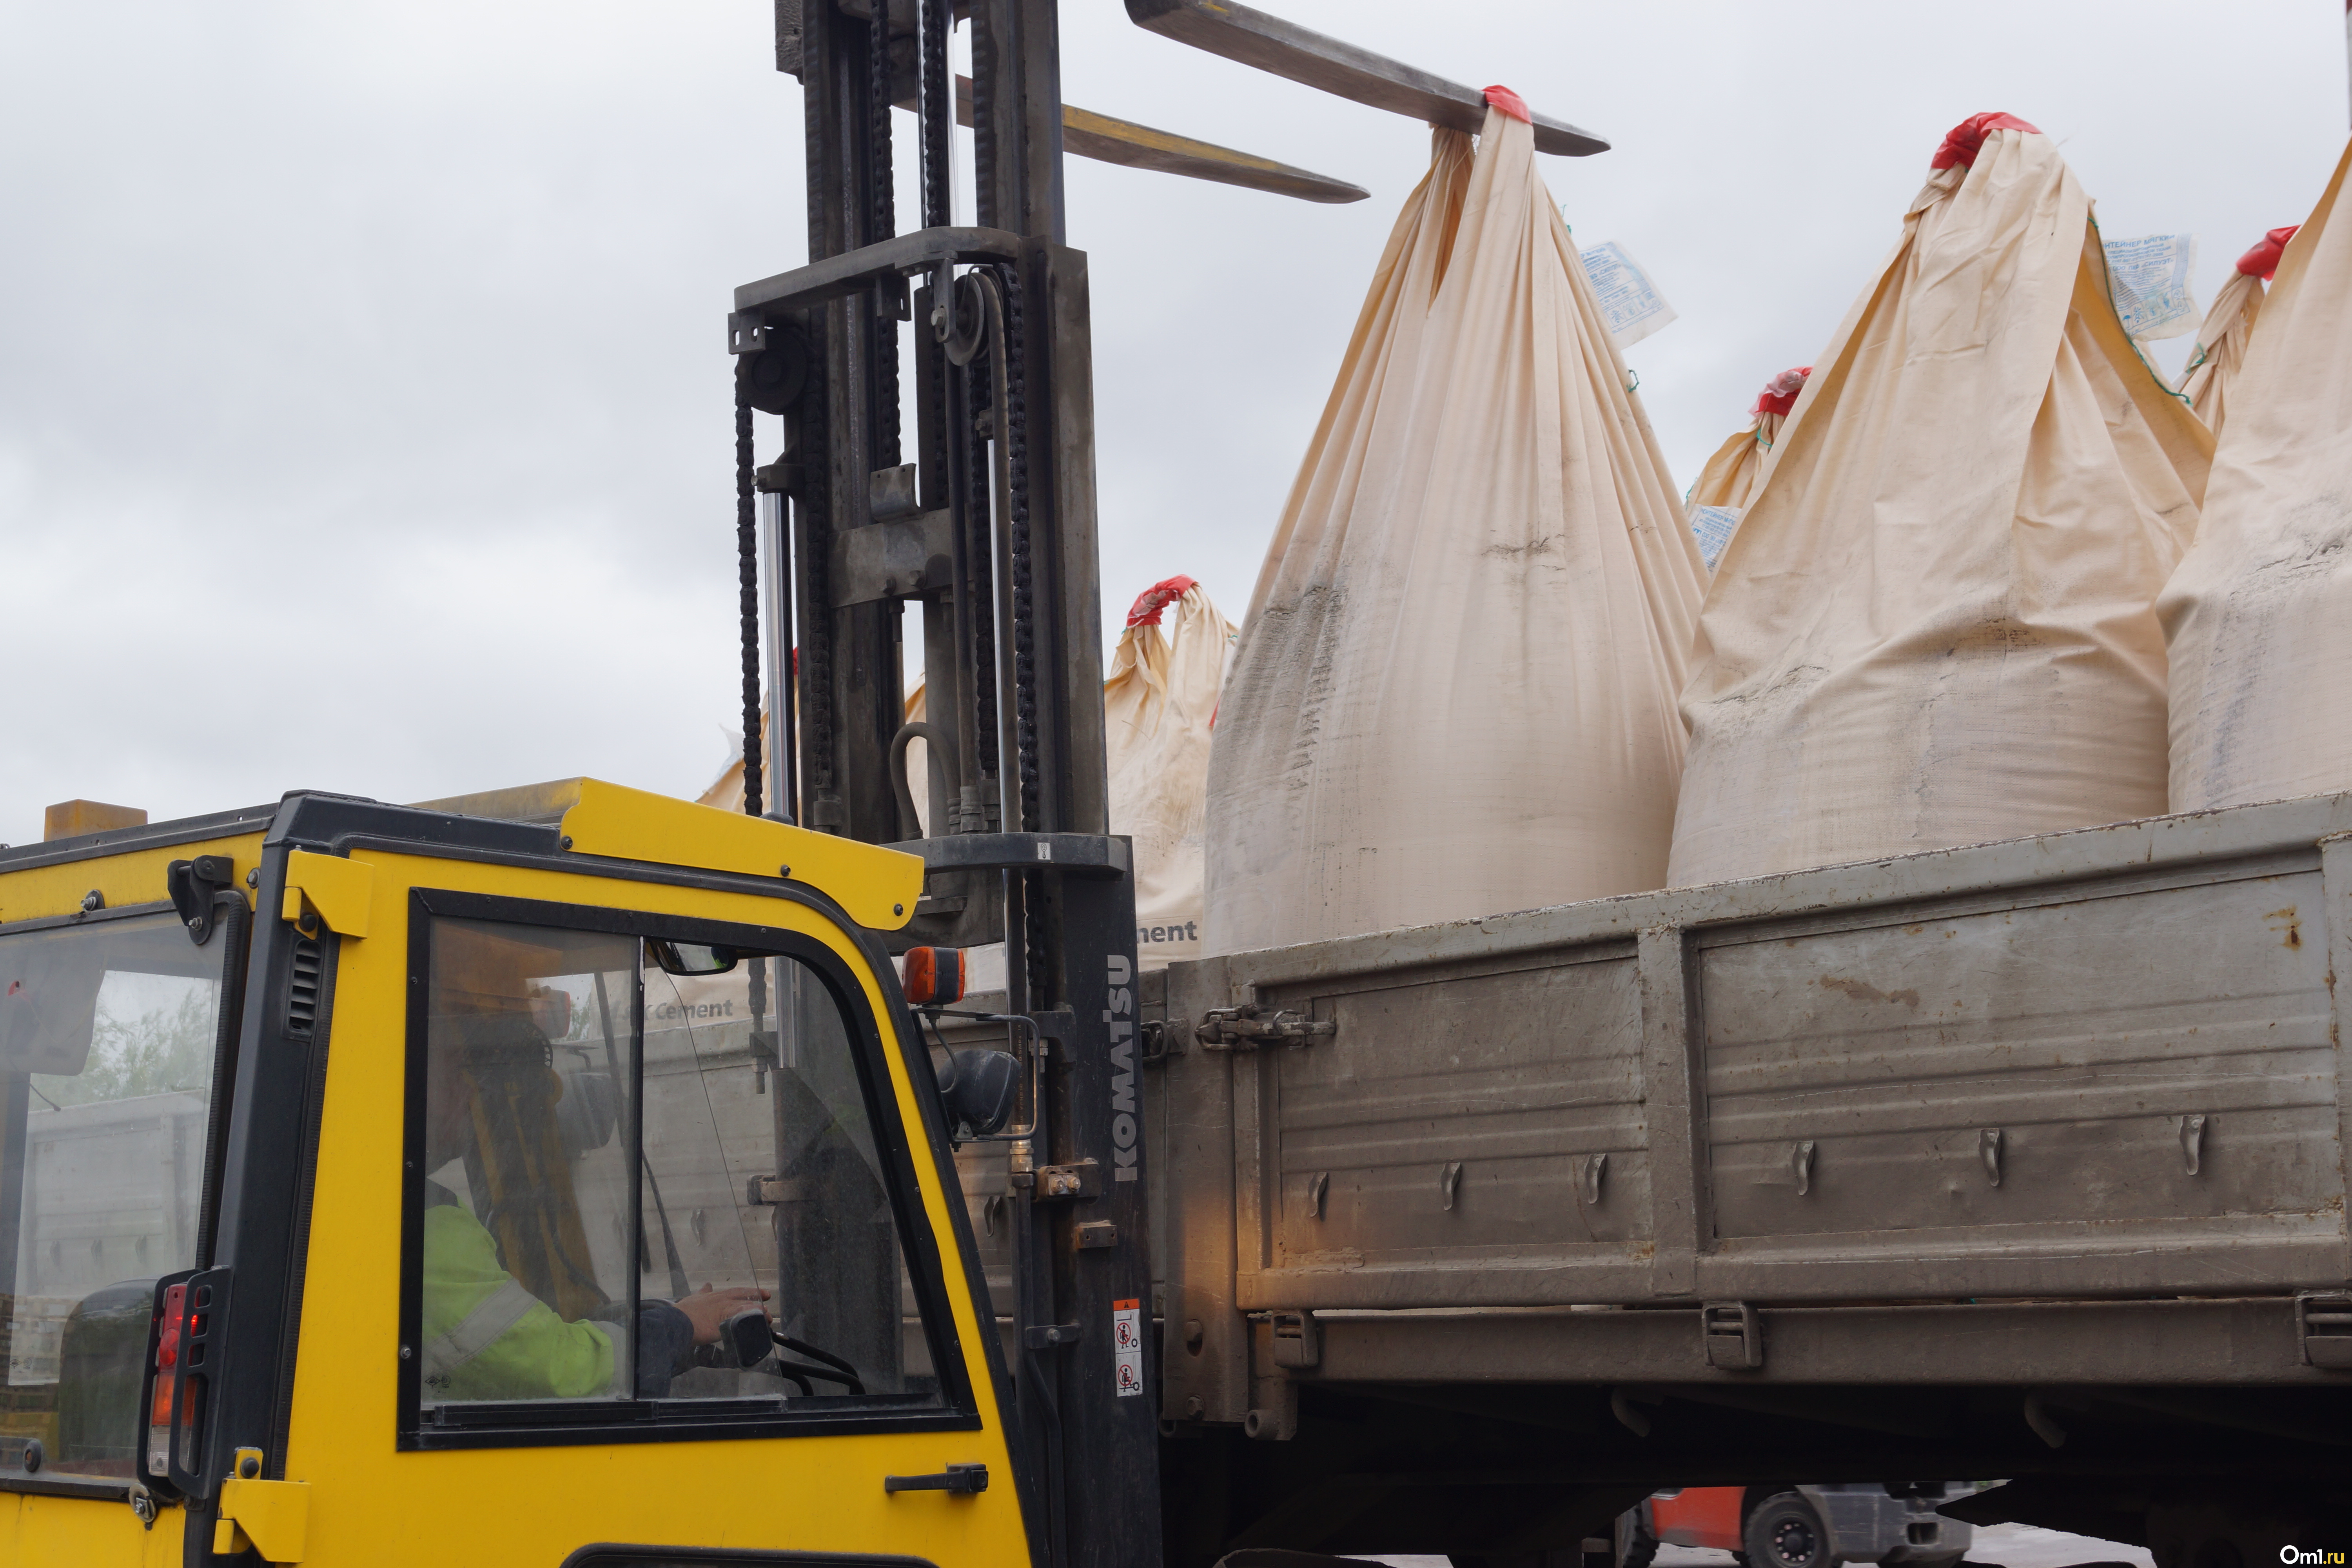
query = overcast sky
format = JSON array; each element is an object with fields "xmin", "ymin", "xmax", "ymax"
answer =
[{"xmin": 2, "ymin": 2, "xmax": 2345, "ymax": 844}]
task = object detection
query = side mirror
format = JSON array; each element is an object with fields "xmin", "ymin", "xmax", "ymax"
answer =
[
  {"xmin": 554, "ymin": 1068, "xmax": 619, "ymax": 1154},
  {"xmin": 935, "ymin": 1048, "xmax": 1020, "ymax": 1137},
  {"xmin": 648, "ymin": 940, "xmax": 738, "ymax": 976}
]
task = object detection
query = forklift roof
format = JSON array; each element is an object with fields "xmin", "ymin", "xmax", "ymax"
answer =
[
  {"xmin": 5, "ymin": 779, "xmax": 924, "ymax": 935},
  {"xmin": 418, "ymin": 777, "xmax": 925, "ymax": 932}
]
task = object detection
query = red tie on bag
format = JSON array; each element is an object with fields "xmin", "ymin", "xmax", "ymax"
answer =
[
  {"xmin": 2236, "ymin": 226, "xmax": 2301, "ymax": 282},
  {"xmin": 1930, "ymin": 112, "xmax": 2040, "ymax": 171},
  {"xmin": 1753, "ymin": 367, "xmax": 1812, "ymax": 419},
  {"xmin": 1482, "ymin": 85, "xmax": 1530, "ymax": 124},
  {"xmin": 1126, "ymin": 575, "xmax": 1197, "ymax": 629}
]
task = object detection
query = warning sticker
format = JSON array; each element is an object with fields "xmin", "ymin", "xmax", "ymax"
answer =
[
  {"xmin": 2104, "ymin": 233, "xmax": 2199, "ymax": 341},
  {"xmin": 1576, "ymin": 237, "xmax": 1678, "ymax": 349},
  {"xmin": 1112, "ymin": 1298, "xmax": 1143, "ymax": 1398},
  {"xmin": 1689, "ymin": 506, "xmax": 1741, "ymax": 572}
]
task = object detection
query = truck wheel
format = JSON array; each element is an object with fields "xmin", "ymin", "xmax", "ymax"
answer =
[
  {"xmin": 1621, "ymin": 1522, "xmax": 1659, "ymax": 1568},
  {"xmin": 1745, "ymin": 1492, "xmax": 1839, "ymax": 1568}
]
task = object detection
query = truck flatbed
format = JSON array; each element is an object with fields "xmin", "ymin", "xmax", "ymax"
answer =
[{"xmin": 1132, "ymin": 791, "xmax": 2352, "ymax": 1424}]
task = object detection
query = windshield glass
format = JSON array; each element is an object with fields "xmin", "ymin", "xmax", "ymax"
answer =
[{"xmin": 0, "ymin": 911, "xmax": 232, "ymax": 1484}]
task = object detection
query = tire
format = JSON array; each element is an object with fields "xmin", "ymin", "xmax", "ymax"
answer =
[
  {"xmin": 1745, "ymin": 1492, "xmax": 1840, "ymax": 1568},
  {"xmin": 1621, "ymin": 1523, "xmax": 1659, "ymax": 1568}
]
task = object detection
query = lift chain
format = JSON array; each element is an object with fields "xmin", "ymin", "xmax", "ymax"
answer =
[
  {"xmin": 795, "ymin": 3, "xmax": 834, "ymax": 818},
  {"xmin": 916, "ymin": 0, "xmax": 953, "ymax": 564},
  {"xmin": 867, "ymin": 0, "xmax": 900, "ymax": 469},
  {"xmin": 971, "ymin": 5, "xmax": 996, "ymax": 229},
  {"xmin": 918, "ymin": 0, "xmax": 952, "ymax": 230},
  {"xmin": 740, "ymin": 387, "xmax": 770, "ymax": 1036},
  {"xmin": 966, "ymin": 356, "xmax": 1001, "ymax": 802},
  {"xmin": 735, "ymin": 389, "xmax": 764, "ymax": 819},
  {"xmin": 999, "ymin": 259, "xmax": 1050, "ymax": 1004}
]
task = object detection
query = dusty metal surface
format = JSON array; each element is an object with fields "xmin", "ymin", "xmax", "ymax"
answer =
[
  {"xmin": 1301, "ymin": 1297, "xmax": 2341, "ymax": 1387},
  {"xmin": 1142, "ymin": 793, "xmax": 2352, "ymax": 1419}
]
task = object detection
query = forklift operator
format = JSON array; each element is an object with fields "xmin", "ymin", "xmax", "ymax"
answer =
[{"xmin": 420, "ymin": 1003, "xmax": 768, "ymax": 1403}]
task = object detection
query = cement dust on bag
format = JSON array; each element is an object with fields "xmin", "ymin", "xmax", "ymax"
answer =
[
  {"xmin": 1670, "ymin": 113, "xmax": 2211, "ymax": 889},
  {"xmin": 2162, "ymin": 148, "xmax": 2352, "ymax": 812},
  {"xmin": 1105, "ymin": 577, "xmax": 1236, "ymax": 971},
  {"xmin": 1205, "ymin": 94, "xmax": 1706, "ymax": 955},
  {"xmin": 1686, "ymin": 366, "xmax": 1809, "ymax": 572}
]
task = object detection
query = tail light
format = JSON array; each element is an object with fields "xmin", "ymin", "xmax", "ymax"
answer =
[
  {"xmin": 138, "ymin": 1267, "xmax": 227, "ymax": 1499},
  {"xmin": 147, "ymin": 1283, "xmax": 189, "ymax": 1478}
]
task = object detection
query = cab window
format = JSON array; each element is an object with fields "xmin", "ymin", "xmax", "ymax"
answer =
[
  {"xmin": 0, "ymin": 910, "xmax": 234, "ymax": 1485},
  {"xmin": 407, "ymin": 905, "xmax": 953, "ymax": 1442}
]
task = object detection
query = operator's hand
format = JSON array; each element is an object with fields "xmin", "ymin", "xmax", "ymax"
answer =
[{"xmin": 675, "ymin": 1282, "xmax": 772, "ymax": 1345}]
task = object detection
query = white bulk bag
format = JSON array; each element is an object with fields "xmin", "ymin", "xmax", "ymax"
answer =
[
  {"xmin": 1105, "ymin": 577, "xmax": 1236, "ymax": 971},
  {"xmin": 2162, "ymin": 147, "xmax": 2352, "ymax": 811},
  {"xmin": 2178, "ymin": 226, "xmax": 2299, "ymax": 433},
  {"xmin": 1205, "ymin": 94, "xmax": 1707, "ymax": 954},
  {"xmin": 1689, "ymin": 367, "xmax": 1809, "ymax": 513},
  {"xmin": 1686, "ymin": 366, "xmax": 1809, "ymax": 570},
  {"xmin": 1670, "ymin": 113, "xmax": 2212, "ymax": 887}
]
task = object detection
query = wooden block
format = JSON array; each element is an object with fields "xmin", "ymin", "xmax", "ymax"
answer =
[{"xmin": 42, "ymin": 799, "xmax": 147, "ymax": 842}]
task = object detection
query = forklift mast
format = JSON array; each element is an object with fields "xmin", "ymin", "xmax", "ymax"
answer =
[
  {"xmin": 733, "ymin": 5, "xmax": 1152, "ymax": 1566},
  {"xmin": 724, "ymin": 7, "xmax": 1607, "ymax": 1565}
]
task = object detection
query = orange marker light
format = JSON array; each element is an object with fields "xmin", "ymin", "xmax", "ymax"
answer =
[{"xmin": 903, "ymin": 947, "xmax": 965, "ymax": 1006}]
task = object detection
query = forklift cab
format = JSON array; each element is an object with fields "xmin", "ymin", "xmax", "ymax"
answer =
[{"xmin": 0, "ymin": 779, "xmax": 1030, "ymax": 1566}]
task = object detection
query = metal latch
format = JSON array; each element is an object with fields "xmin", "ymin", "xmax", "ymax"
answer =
[
  {"xmin": 1702, "ymin": 1301, "xmax": 1763, "ymax": 1370},
  {"xmin": 2298, "ymin": 1293, "xmax": 2352, "ymax": 1368},
  {"xmin": 1196, "ymin": 1003, "xmax": 1336, "ymax": 1051},
  {"xmin": 744, "ymin": 1176, "xmax": 805, "ymax": 1206},
  {"xmin": 1034, "ymin": 1160, "xmax": 1102, "ymax": 1201},
  {"xmin": 1269, "ymin": 1309, "xmax": 1321, "ymax": 1369}
]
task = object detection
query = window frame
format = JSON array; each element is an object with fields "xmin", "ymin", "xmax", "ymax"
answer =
[
  {"xmin": 0, "ymin": 897, "xmax": 247, "ymax": 1499},
  {"xmin": 397, "ymin": 887, "xmax": 982, "ymax": 1452}
]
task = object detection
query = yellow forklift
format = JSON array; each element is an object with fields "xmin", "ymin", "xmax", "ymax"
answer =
[
  {"xmin": 0, "ymin": 781, "xmax": 1038, "ymax": 1565},
  {"xmin": 0, "ymin": 3, "xmax": 1606, "ymax": 1563}
]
